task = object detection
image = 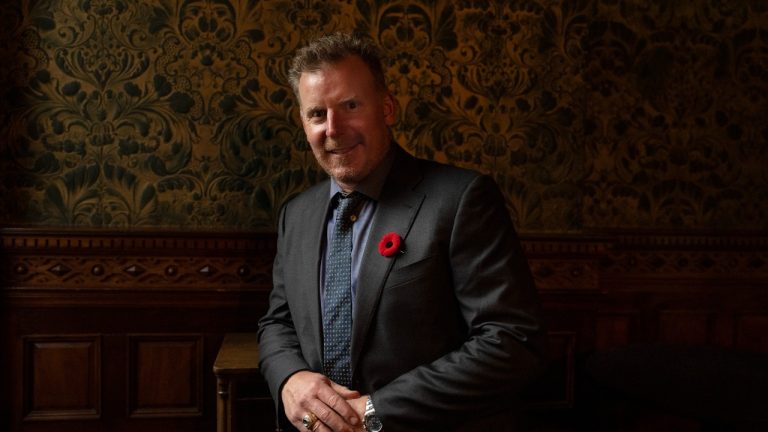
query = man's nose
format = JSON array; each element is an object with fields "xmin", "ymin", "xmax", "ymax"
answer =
[{"xmin": 326, "ymin": 110, "xmax": 343, "ymax": 137}]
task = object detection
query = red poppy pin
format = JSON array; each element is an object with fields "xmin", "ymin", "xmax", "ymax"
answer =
[{"xmin": 378, "ymin": 232, "xmax": 404, "ymax": 257}]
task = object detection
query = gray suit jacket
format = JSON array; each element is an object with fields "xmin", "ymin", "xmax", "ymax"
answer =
[{"xmin": 258, "ymin": 147, "xmax": 544, "ymax": 431}]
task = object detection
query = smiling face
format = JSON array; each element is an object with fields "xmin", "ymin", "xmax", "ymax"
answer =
[{"xmin": 297, "ymin": 55, "xmax": 396, "ymax": 193}]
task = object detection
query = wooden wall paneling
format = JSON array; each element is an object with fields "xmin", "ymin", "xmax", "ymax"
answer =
[
  {"xmin": 127, "ymin": 334, "xmax": 204, "ymax": 418},
  {"xmin": 525, "ymin": 331, "xmax": 577, "ymax": 409},
  {"xmin": 594, "ymin": 313, "xmax": 634, "ymax": 351},
  {"xmin": 657, "ymin": 310, "xmax": 714, "ymax": 345},
  {"xmin": 1, "ymin": 229, "xmax": 275, "ymax": 432},
  {"xmin": 523, "ymin": 237, "xmax": 610, "ymax": 417},
  {"xmin": 3, "ymin": 229, "xmax": 768, "ymax": 431},
  {"xmin": 524, "ymin": 236, "xmax": 610, "ymax": 294},
  {"xmin": 22, "ymin": 335, "xmax": 101, "ymax": 421},
  {"xmin": 734, "ymin": 315, "xmax": 768, "ymax": 353},
  {"xmin": 1, "ymin": 279, "xmax": 16, "ymax": 432}
]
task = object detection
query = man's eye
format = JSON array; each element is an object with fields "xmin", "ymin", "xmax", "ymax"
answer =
[
  {"xmin": 346, "ymin": 101, "xmax": 358, "ymax": 110},
  {"xmin": 309, "ymin": 110, "xmax": 325, "ymax": 119}
]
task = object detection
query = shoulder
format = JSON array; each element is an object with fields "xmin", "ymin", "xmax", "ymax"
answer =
[
  {"xmin": 409, "ymin": 154, "xmax": 498, "ymax": 200},
  {"xmin": 278, "ymin": 178, "xmax": 329, "ymax": 222},
  {"xmin": 419, "ymin": 158, "xmax": 481, "ymax": 183},
  {"xmin": 395, "ymin": 148, "xmax": 485, "ymax": 192}
]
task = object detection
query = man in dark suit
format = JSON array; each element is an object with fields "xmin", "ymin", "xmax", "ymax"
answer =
[{"xmin": 257, "ymin": 32, "xmax": 544, "ymax": 432}]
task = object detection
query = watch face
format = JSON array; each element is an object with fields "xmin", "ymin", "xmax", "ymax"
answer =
[{"xmin": 365, "ymin": 415, "xmax": 383, "ymax": 432}]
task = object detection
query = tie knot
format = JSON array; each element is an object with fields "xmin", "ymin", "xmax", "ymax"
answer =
[{"xmin": 335, "ymin": 192, "xmax": 364, "ymax": 225}]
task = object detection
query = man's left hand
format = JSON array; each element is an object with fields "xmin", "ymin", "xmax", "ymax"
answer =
[{"xmin": 346, "ymin": 395, "xmax": 367, "ymax": 429}]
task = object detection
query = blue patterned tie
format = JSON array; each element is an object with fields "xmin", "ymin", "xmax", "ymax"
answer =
[{"xmin": 323, "ymin": 192, "xmax": 363, "ymax": 386}]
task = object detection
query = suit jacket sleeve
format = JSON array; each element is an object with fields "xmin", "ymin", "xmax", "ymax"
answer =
[
  {"xmin": 257, "ymin": 202, "xmax": 312, "ymax": 404},
  {"xmin": 370, "ymin": 173, "xmax": 544, "ymax": 429}
]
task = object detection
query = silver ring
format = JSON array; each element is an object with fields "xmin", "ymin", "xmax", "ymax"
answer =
[{"xmin": 302, "ymin": 412, "xmax": 318, "ymax": 430}]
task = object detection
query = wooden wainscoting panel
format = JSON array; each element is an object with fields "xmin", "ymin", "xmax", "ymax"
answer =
[
  {"xmin": 127, "ymin": 334, "xmax": 204, "ymax": 418},
  {"xmin": 734, "ymin": 315, "xmax": 768, "ymax": 353},
  {"xmin": 23, "ymin": 335, "xmax": 101, "ymax": 421},
  {"xmin": 657, "ymin": 310, "xmax": 714, "ymax": 345},
  {"xmin": 525, "ymin": 331, "xmax": 577, "ymax": 408},
  {"xmin": 594, "ymin": 314, "xmax": 633, "ymax": 351}
]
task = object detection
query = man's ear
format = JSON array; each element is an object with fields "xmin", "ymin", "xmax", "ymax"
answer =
[{"xmin": 382, "ymin": 92, "xmax": 397, "ymax": 126}]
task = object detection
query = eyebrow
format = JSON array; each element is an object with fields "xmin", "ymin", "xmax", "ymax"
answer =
[
  {"xmin": 302, "ymin": 97, "xmax": 360, "ymax": 115},
  {"xmin": 302, "ymin": 105, "xmax": 324, "ymax": 116}
]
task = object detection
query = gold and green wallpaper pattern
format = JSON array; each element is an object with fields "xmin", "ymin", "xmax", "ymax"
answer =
[{"xmin": 1, "ymin": 0, "xmax": 766, "ymax": 232}]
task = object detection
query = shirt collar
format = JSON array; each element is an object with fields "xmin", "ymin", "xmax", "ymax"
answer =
[{"xmin": 329, "ymin": 144, "xmax": 396, "ymax": 202}]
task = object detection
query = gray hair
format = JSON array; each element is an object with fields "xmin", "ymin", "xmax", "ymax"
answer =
[{"xmin": 288, "ymin": 32, "xmax": 387, "ymax": 97}]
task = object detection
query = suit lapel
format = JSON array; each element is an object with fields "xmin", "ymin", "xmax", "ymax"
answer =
[
  {"xmin": 351, "ymin": 149, "xmax": 425, "ymax": 368},
  {"xmin": 298, "ymin": 181, "xmax": 332, "ymax": 371}
]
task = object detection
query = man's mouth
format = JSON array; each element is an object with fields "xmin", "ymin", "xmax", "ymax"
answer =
[{"xmin": 327, "ymin": 142, "xmax": 359, "ymax": 155}]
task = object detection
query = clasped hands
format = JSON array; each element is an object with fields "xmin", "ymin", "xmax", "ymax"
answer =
[{"xmin": 282, "ymin": 370, "xmax": 368, "ymax": 432}]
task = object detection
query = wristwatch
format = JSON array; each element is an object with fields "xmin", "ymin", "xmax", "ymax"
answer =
[{"xmin": 363, "ymin": 396, "xmax": 383, "ymax": 431}]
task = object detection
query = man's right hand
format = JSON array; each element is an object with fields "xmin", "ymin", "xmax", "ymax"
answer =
[{"xmin": 281, "ymin": 370, "xmax": 362, "ymax": 432}]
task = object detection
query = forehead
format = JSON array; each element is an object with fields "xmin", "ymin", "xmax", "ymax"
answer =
[{"xmin": 297, "ymin": 56, "xmax": 378, "ymax": 98}]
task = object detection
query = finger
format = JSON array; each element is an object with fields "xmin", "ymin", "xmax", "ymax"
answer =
[
  {"xmin": 304, "ymin": 398, "xmax": 353, "ymax": 432},
  {"xmin": 281, "ymin": 371, "xmax": 330, "ymax": 423},
  {"xmin": 312, "ymin": 389, "xmax": 360, "ymax": 429},
  {"xmin": 311, "ymin": 419, "xmax": 329, "ymax": 432},
  {"xmin": 281, "ymin": 372, "xmax": 360, "ymax": 431},
  {"xmin": 330, "ymin": 381, "xmax": 361, "ymax": 399},
  {"xmin": 305, "ymin": 414, "xmax": 323, "ymax": 432},
  {"xmin": 296, "ymin": 413, "xmax": 327, "ymax": 432}
]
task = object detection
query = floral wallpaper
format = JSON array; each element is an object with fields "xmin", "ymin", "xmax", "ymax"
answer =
[{"xmin": 0, "ymin": 0, "xmax": 766, "ymax": 232}]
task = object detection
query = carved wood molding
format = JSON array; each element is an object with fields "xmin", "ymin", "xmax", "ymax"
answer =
[
  {"xmin": 523, "ymin": 232, "xmax": 768, "ymax": 292},
  {"xmin": 0, "ymin": 228, "xmax": 275, "ymax": 255},
  {"xmin": 2, "ymin": 229, "xmax": 767, "ymax": 297},
  {"xmin": 600, "ymin": 232, "xmax": 768, "ymax": 284},
  {"xmin": 1, "ymin": 229, "xmax": 275, "ymax": 301}
]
